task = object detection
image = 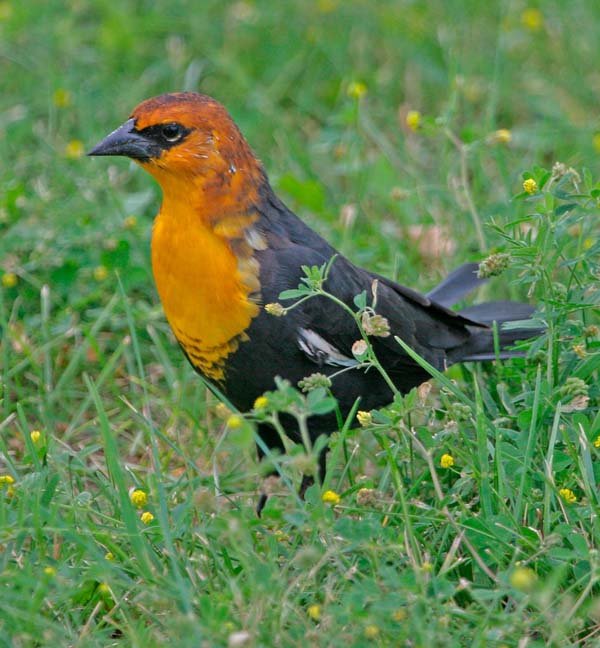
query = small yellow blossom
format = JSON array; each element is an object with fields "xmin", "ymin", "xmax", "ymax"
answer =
[
  {"xmin": 406, "ymin": 110, "xmax": 421, "ymax": 131},
  {"xmin": 347, "ymin": 81, "xmax": 367, "ymax": 99},
  {"xmin": 521, "ymin": 8, "xmax": 543, "ymax": 31},
  {"xmin": 123, "ymin": 215, "xmax": 138, "ymax": 229},
  {"xmin": 440, "ymin": 453, "xmax": 455, "ymax": 469},
  {"xmin": 356, "ymin": 410, "xmax": 372, "ymax": 427},
  {"xmin": 491, "ymin": 128, "xmax": 512, "ymax": 144},
  {"xmin": 97, "ymin": 582, "xmax": 111, "ymax": 595},
  {"xmin": 510, "ymin": 565, "xmax": 537, "ymax": 591},
  {"xmin": 227, "ymin": 414, "xmax": 243, "ymax": 429},
  {"xmin": 105, "ymin": 552, "xmax": 115, "ymax": 561},
  {"xmin": 1, "ymin": 273, "xmax": 17, "ymax": 288},
  {"xmin": 593, "ymin": 435, "xmax": 600, "ymax": 448},
  {"xmin": 559, "ymin": 488, "xmax": 577, "ymax": 504},
  {"xmin": 317, "ymin": 0, "xmax": 338, "ymax": 12},
  {"xmin": 0, "ymin": 475, "xmax": 15, "ymax": 488},
  {"xmin": 130, "ymin": 489, "xmax": 147, "ymax": 508},
  {"xmin": 274, "ymin": 529, "xmax": 290, "ymax": 542},
  {"xmin": 421, "ymin": 561, "xmax": 434, "ymax": 573},
  {"xmin": 572, "ymin": 344, "xmax": 587, "ymax": 359},
  {"xmin": 30, "ymin": 430, "xmax": 42, "ymax": 444},
  {"xmin": 307, "ymin": 604, "xmax": 321, "ymax": 621},
  {"xmin": 0, "ymin": 2, "xmax": 13, "ymax": 20},
  {"xmin": 392, "ymin": 608, "xmax": 407, "ymax": 622},
  {"xmin": 43, "ymin": 566, "xmax": 56, "ymax": 576},
  {"xmin": 322, "ymin": 490, "xmax": 341, "ymax": 505},
  {"xmin": 53, "ymin": 88, "xmax": 72, "ymax": 108},
  {"xmin": 523, "ymin": 178, "xmax": 538, "ymax": 194},
  {"xmin": 64, "ymin": 140, "xmax": 84, "ymax": 159},
  {"xmin": 364, "ymin": 625, "xmax": 380, "ymax": 639},
  {"xmin": 93, "ymin": 265, "xmax": 108, "ymax": 282},
  {"xmin": 265, "ymin": 302, "xmax": 285, "ymax": 316},
  {"xmin": 253, "ymin": 396, "xmax": 269, "ymax": 409},
  {"xmin": 140, "ymin": 511, "xmax": 154, "ymax": 524},
  {"xmin": 583, "ymin": 238, "xmax": 593, "ymax": 250}
]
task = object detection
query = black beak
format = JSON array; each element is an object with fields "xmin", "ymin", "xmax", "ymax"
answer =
[{"xmin": 87, "ymin": 118, "xmax": 156, "ymax": 161}]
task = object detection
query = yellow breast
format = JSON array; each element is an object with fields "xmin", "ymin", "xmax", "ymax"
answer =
[{"xmin": 151, "ymin": 204, "xmax": 260, "ymax": 380}]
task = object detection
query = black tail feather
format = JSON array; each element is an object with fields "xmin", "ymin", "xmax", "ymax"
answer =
[
  {"xmin": 427, "ymin": 263, "xmax": 488, "ymax": 307},
  {"xmin": 451, "ymin": 300, "xmax": 543, "ymax": 362}
]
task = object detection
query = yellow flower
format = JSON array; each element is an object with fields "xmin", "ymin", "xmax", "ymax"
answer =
[
  {"xmin": 364, "ymin": 625, "xmax": 379, "ymax": 639},
  {"xmin": 392, "ymin": 608, "xmax": 407, "ymax": 622},
  {"xmin": 140, "ymin": 511, "xmax": 154, "ymax": 524},
  {"xmin": 123, "ymin": 215, "xmax": 138, "ymax": 229},
  {"xmin": 64, "ymin": 140, "xmax": 84, "ymax": 159},
  {"xmin": 97, "ymin": 582, "xmax": 110, "ymax": 595},
  {"xmin": 130, "ymin": 489, "xmax": 147, "ymax": 508},
  {"xmin": 0, "ymin": 2, "xmax": 12, "ymax": 20},
  {"xmin": 30, "ymin": 430, "xmax": 42, "ymax": 444},
  {"xmin": 226, "ymin": 414, "xmax": 243, "ymax": 429},
  {"xmin": 356, "ymin": 410, "xmax": 372, "ymax": 427},
  {"xmin": 347, "ymin": 81, "xmax": 367, "ymax": 99},
  {"xmin": 421, "ymin": 561, "xmax": 433, "ymax": 573},
  {"xmin": 265, "ymin": 302, "xmax": 285, "ymax": 316},
  {"xmin": 491, "ymin": 128, "xmax": 512, "ymax": 144},
  {"xmin": 440, "ymin": 453, "xmax": 454, "ymax": 469},
  {"xmin": 509, "ymin": 565, "xmax": 537, "ymax": 591},
  {"xmin": 559, "ymin": 488, "xmax": 577, "ymax": 504},
  {"xmin": 43, "ymin": 566, "xmax": 56, "ymax": 576},
  {"xmin": 1, "ymin": 272, "xmax": 17, "ymax": 288},
  {"xmin": 523, "ymin": 178, "xmax": 538, "ymax": 194},
  {"xmin": 322, "ymin": 490, "xmax": 341, "ymax": 505},
  {"xmin": 406, "ymin": 110, "xmax": 421, "ymax": 131},
  {"xmin": 521, "ymin": 8, "xmax": 543, "ymax": 31},
  {"xmin": 317, "ymin": 0, "xmax": 338, "ymax": 12},
  {"xmin": 0, "ymin": 475, "xmax": 15, "ymax": 488},
  {"xmin": 253, "ymin": 396, "xmax": 268, "ymax": 409},
  {"xmin": 93, "ymin": 265, "xmax": 108, "ymax": 282},
  {"xmin": 53, "ymin": 88, "xmax": 72, "ymax": 108},
  {"xmin": 105, "ymin": 552, "xmax": 115, "ymax": 561},
  {"xmin": 593, "ymin": 435, "xmax": 600, "ymax": 448},
  {"xmin": 572, "ymin": 344, "xmax": 586, "ymax": 359},
  {"xmin": 307, "ymin": 604, "xmax": 321, "ymax": 621}
]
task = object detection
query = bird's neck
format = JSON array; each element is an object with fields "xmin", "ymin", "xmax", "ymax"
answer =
[{"xmin": 150, "ymin": 169, "xmax": 266, "ymax": 381}]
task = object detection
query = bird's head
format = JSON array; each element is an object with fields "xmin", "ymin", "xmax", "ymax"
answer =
[{"xmin": 88, "ymin": 92, "xmax": 262, "ymax": 196}]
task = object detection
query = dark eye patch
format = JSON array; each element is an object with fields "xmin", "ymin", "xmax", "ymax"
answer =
[{"xmin": 136, "ymin": 121, "xmax": 192, "ymax": 151}]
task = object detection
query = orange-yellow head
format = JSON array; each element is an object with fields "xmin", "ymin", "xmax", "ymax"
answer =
[
  {"xmin": 88, "ymin": 93, "xmax": 267, "ymax": 381},
  {"xmin": 88, "ymin": 92, "xmax": 263, "ymax": 202}
]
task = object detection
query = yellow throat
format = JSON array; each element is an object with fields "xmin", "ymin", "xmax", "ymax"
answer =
[{"xmin": 150, "ymin": 175, "xmax": 264, "ymax": 381}]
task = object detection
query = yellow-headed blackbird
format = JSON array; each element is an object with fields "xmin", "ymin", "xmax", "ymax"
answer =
[{"xmin": 89, "ymin": 93, "xmax": 538, "ymax": 511}]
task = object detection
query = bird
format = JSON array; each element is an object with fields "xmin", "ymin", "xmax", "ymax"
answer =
[{"xmin": 88, "ymin": 92, "xmax": 538, "ymax": 512}]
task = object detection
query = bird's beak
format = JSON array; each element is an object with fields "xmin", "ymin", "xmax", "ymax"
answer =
[{"xmin": 87, "ymin": 118, "xmax": 156, "ymax": 161}]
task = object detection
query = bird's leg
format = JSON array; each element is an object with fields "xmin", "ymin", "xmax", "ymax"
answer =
[
  {"xmin": 256, "ymin": 473, "xmax": 282, "ymax": 517},
  {"xmin": 298, "ymin": 446, "xmax": 329, "ymax": 499},
  {"xmin": 255, "ymin": 427, "xmax": 330, "ymax": 515}
]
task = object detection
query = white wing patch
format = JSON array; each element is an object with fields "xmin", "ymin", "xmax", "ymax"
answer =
[{"xmin": 298, "ymin": 328, "xmax": 357, "ymax": 367}]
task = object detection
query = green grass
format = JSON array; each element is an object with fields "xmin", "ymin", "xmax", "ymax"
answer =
[{"xmin": 1, "ymin": 1, "xmax": 600, "ymax": 645}]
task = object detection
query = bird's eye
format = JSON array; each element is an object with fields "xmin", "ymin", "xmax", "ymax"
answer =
[{"xmin": 161, "ymin": 123, "xmax": 183, "ymax": 142}]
